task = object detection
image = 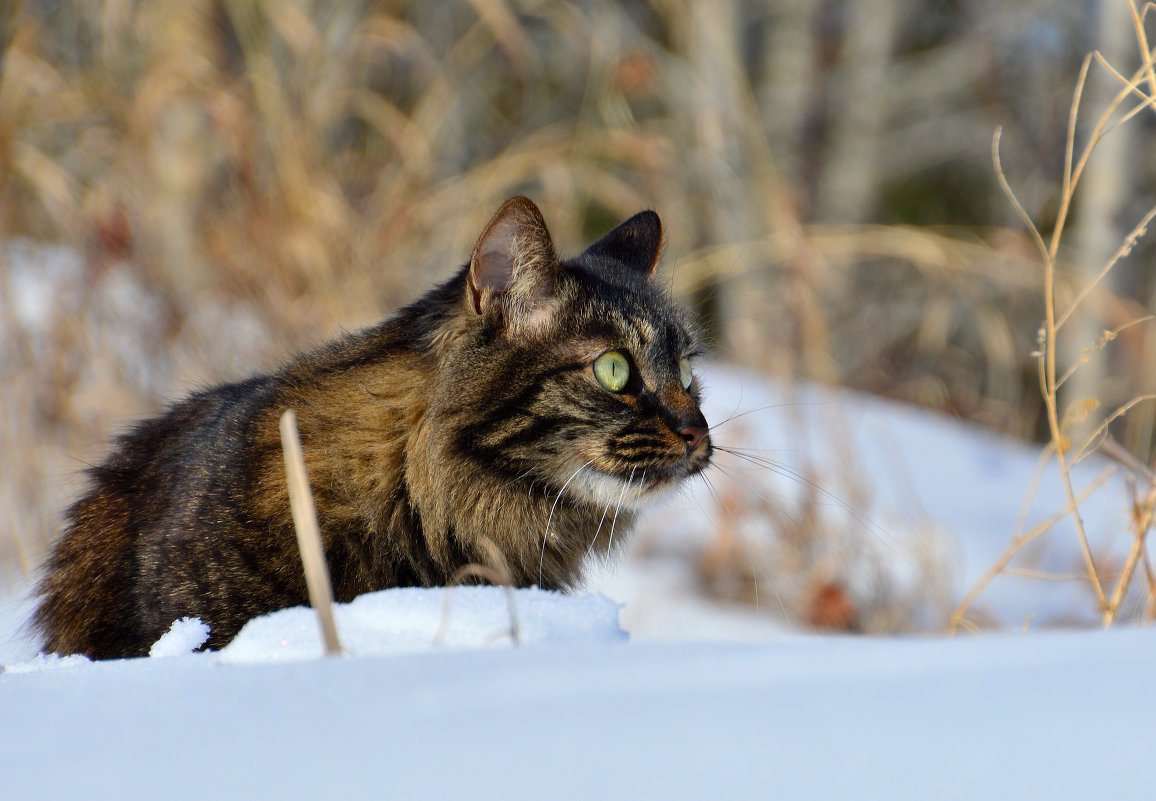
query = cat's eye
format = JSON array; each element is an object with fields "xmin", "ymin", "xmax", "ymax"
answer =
[
  {"xmin": 594, "ymin": 350, "xmax": 631, "ymax": 392},
  {"xmin": 679, "ymin": 358, "xmax": 693, "ymax": 390}
]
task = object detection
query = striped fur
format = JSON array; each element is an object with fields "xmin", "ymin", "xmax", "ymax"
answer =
[{"xmin": 34, "ymin": 197, "xmax": 711, "ymax": 658}]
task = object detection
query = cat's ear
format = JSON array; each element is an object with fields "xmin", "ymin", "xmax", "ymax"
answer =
[
  {"xmin": 467, "ymin": 196, "xmax": 559, "ymax": 331},
  {"xmin": 581, "ymin": 210, "xmax": 664, "ymax": 279}
]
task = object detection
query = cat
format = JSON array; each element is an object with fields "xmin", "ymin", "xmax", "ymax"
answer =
[{"xmin": 34, "ymin": 196, "xmax": 712, "ymax": 659}]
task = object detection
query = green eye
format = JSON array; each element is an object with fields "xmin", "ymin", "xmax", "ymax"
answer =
[
  {"xmin": 679, "ymin": 358, "xmax": 693, "ymax": 390},
  {"xmin": 594, "ymin": 351, "xmax": 631, "ymax": 392}
]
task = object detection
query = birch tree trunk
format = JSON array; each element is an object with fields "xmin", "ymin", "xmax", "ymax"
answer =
[
  {"xmin": 1067, "ymin": 0, "xmax": 1136, "ymax": 446},
  {"xmin": 757, "ymin": 0, "xmax": 822, "ymax": 188},
  {"xmin": 679, "ymin": 0, "xmax": 766, "ymax": 364},
  {"xmin": 813, "ymin": 0, "xmax": 900, "ymax": 224}
]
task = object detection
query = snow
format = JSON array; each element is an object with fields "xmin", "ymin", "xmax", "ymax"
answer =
[
  {"xmin": 588, "ymin": 365, "xmax": 1138, "ymax": 634},
  {"xmin": 2, "ymin": 242, "xmax": 1153, "ymax": 798},
  {"xmin": 220, "ymin": 586, "xmax": 625, "ymax": 664},
  {"xmin": 1, "ymin": 628, "xmax": 1153, "ymax": 800},
  {"xmin": 149, "ymin": 617, "xmax": 212, "ymax": 658}
]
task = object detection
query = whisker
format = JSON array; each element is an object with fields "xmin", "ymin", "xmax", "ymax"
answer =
[
  {"xmin": 712, "ymin": 445, "xmax": 908, "ymax": 563},
  {"xmin": 715, "ymin": 446, "xmax": 857, "ymax": 509},
  {"xmin": 584, "ymin": 499, "xmax": 613, "ymax": 559},
  {"xmin": 710, "ymin": 445, "xmax": 798, "ymax": 455},
  {"xmin": 679, "ymin": 472, "xmax": 713, "ymax": 522},
  {"xmin": 700, "ymin": 472, "xmax": 790, "ymax": 622},
  {"xmin": 539, "ymin": 460, "xmax": 593, "ymax": 586},
  {"xmin": 606, "ymin": 466, "xmax": 636, "ymax": 557},
  {"xmin": 708, "ymin": 461, "xmax": 806, "ymax": 537},
  {"xmin": 708, "ymin": 400, "xmax": 835, "ymax": 432},
  {"xmin": 499, "ymin": 467, "xmax": 536, "ymax": 492}
]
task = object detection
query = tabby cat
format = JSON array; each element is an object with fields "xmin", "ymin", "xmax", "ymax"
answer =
[{"xmin": 35, "ymin": 197, "xmax": 712, "ymax": 659}]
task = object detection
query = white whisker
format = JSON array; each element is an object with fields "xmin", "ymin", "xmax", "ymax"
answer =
[
  {"xmin": 606, "ymin": 466, "xmax": 636, "ymax": 557},
  {"xmin": 539, "ymin": 460, "xmax": 593, "ymax": 586},
  {"xmin": 713, "ymin": 445, "xmax": 905, "ymax": 562},
  {"xmin": 701, "ymin": 471, "xmax": 788, "ymax": 623},
  {"xmin": 585, "ymin": 501, "xmax": 613, "ymax": 559}
]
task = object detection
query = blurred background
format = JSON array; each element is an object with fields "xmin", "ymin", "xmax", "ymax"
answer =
[{"xmin": 1, "ymin": 1, "xmax": 1153, "ymax": 625}]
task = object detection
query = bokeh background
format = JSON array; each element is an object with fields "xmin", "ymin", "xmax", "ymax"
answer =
[{"xmin": 2, "ymin": 1, "xmax": 1153, "ymax": 621}]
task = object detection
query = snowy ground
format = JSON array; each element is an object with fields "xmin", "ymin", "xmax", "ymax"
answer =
[
  {"xmin": 4, "ymin": 626, "xmax": 1152, "ymax": 801},
  {"xmin": 1, "ymin": 354, "xmax": 1152, "ymax": 797}
]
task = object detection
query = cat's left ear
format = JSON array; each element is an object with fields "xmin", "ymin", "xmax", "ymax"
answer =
[
  {"xmin": 581, "ymin": 210, "xmax": 664, "ymax": 280},
  {"xmin": 467, "ymin": 196, "xmax": 560, "ymax": 333}
]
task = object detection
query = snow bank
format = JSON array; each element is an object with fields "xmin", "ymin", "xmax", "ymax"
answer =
[
  {"xmin": 2, "ymin": 626, "xmax": 1153, "ymax": 800},
  {"xmin": 220, "ymin": 586, "xmax": 626, "ymax": 664},
  {"xmin": 1, "ymin": 586, "xmax": 624, "ymax": 672}
]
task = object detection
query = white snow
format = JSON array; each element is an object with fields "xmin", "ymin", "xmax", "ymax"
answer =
[
  {"xmin": 1, "ymin": 251, "xmax": 1153, "ymax": 799},
  {"xmin": 1, "ymin": 627, "xmax": 1152, "ymax": 800},
  {"xmin": 149, "ymin": 617, "xmax": 212, "ymax": 658},
  {"xmin": 220, "ymin": 586, "xmax": 625, "ymax": 664},
  {"xmin": 588, "ymin": 364, "xmax": 1139, "ymax": 635}
]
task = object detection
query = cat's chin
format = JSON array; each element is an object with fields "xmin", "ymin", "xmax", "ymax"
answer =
[{"xmin": 574, "ymin": 464, "xmax": 698, "ymax": 510}]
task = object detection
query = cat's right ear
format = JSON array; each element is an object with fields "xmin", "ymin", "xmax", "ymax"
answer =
[{"xmin": 467, "ymin": 196, "xmax": 559, "ymax": 332}]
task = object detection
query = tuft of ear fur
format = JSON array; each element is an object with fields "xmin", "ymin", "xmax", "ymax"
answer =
[
  {"xmin": 581, "ymin": 210, "xmax": 664, "ymax": 279},
  {"xmin": 467, "ymin": 197, "xmax": 559, "ymax": 334}
]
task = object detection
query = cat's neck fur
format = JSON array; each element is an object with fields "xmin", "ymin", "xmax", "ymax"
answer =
[{"xmin": 252, "ymin": 267, "xmax": 621, "ymax": 595}]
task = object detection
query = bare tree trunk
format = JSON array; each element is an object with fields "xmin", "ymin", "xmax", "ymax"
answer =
[
  {"xmin": 813, "ymin": 0, "xmax": 900, "ymax": 224},
  {"xmin": 1067, "ymin": 0, "xmax": 1136, "ymax": 446},
  {"xmin": 757, "ymin": 0, "xmax": 822, "ymax": 188},
  {"xmin": 678, "ymin": 0, "xmax": 766, "ymax": 363}
]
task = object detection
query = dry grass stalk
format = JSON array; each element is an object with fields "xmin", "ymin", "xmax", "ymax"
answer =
[
  {"xmin": 1097, "ymin": 437, "xmax": 1156, "ymax": 624},
  {"xmin": 435, "ymin": 537, "xmax": 521, "ymax": 647},
  {"xmin": 953, "ymin": 9, "xmax": 1156, "ymax": 630},
  {"xmin": 948, "ymin": 467, "xmax": 1116, "ymax": 633},
  {"xmin": 279, "ymin": 409, "xmax": 343, "ymax": 656},
  {"xmin": 699, "ymin": 420, "xmax": 951, "ymax": 634},
  {"xmin": 8, "ymin": 3, "xmax": 1156, "ymax": 643}
]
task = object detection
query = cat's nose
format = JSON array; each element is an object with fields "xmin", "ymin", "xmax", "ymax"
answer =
[{"xmin": 680, "ymin": 425, "xmax": 709, "ymax": 451}]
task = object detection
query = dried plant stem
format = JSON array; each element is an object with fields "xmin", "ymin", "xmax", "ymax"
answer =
[
  {"xmin": 1128, "ymin": 1, "xmax": 1156, "ymax": 99},
  {"xmin": 1005, "ymin": 568, "xmax": 1090, "ymax": 582},
  {"xmin": 980, "ymin": 10, "xmax": 1156, "ymax": 624},
  {"xmin": 1056, "ymin": 316, "xmax": 1156, "ymax": 390},
  {"xmin": 1056, "ymin": 206, "xmax": 1156, "ymax": 332},
  {"xmin": 1103, "ymin": 497, "xmax": 1152, "ymax": 624},
  {"xmin": 1097, "ymin": 437, "xmax": 1156, "ymax": 624},
  {"xmin": 948, "ymin": 467, "xmax": 1114, "ymax": 634},
  {"xmin": 1098, "ymin": 436, "xmax": 1156, "ymax": 484},
  {"xmin": 987, "ymin": 37, "xmax": 1156, "ymax": 620},
  {"xmin": 1085, "ymin": 50, "xmax": 1156, "ymax": 144},
  {"xmin": 279, "ymin": 409, "xmax": 343, "ymax": 656},
  {"xmin": 994, "ymin": 118, "xmax": 1108, "ymax": 614},
  {"xmin": 1144, "ymin": 544, "xmax": 1156, "ymax": 621},
  {"xmin": 1072, "ymin": 394, "xmax": 1156, "ymax": 464},
  {"xmin": 435, "ymin": 537, "xmax": 521, "ymax": 646},
  {"xmin": 1038, "ymin": 355, "xmax": 1108, "ymax": 616}
]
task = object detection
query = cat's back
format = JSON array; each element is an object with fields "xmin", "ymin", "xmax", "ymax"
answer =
[
  {"xmin": 34, "ymin": 293, "xmax": 442, "ymax": 658},
  {"xmin": 35, "ymin": 374, "xmax": 280, "ymax": 658}
]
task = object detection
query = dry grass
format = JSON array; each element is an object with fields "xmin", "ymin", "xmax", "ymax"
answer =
[
  {"xmin": 951, "ymin": 2, "xmax": 1156, "ymax": 632},
  {"xmin": 688, "ymin": 410, "xmax": 953, "ymax": 635},
  {"xmin": 2, "ymin": 2, "xmax": 1154, "ymax": 634},
  {"xmin": 280, "ymin": 409, "xmax": 342, "ymax": 655}
]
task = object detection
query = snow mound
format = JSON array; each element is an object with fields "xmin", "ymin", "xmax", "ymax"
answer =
[
  {"xmin": 4, "ymin": 652, "xmax": 92, "ymax": 674},
  {"xmin": 149, "ymin": 617, "xmax": 212, "ymax": 657},
  {"xmin": 219, "ymin": 586, "xmax": 626, "ymax": 664}
]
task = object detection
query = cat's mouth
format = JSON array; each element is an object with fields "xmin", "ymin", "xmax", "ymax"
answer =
[{"xmin": 576, "ymin": 442, "xmax": 711, "ymax": 508}]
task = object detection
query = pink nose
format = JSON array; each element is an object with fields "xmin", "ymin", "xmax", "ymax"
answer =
[{"xmin": 680, "ymin": 425, "xmax": 708, "ymax": 450}]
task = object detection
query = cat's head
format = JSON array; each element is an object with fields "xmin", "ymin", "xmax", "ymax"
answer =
[{"xmin": 440, "ymin": 197, "xmax": 710, "ymax": 510}]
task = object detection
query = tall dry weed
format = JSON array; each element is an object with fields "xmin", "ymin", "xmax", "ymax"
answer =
[
  {"xmin": 1, "ymin": 1, "xmax": 1150, "ymax": 632},
  {"xmin": 952, "ymin": 2, "xmax": 1156, "ymax": 631}
]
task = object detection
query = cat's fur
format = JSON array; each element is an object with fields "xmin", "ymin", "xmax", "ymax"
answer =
[{"xmin": 35, "ymin": 197, "xmax": 712, "ymax": 659}]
